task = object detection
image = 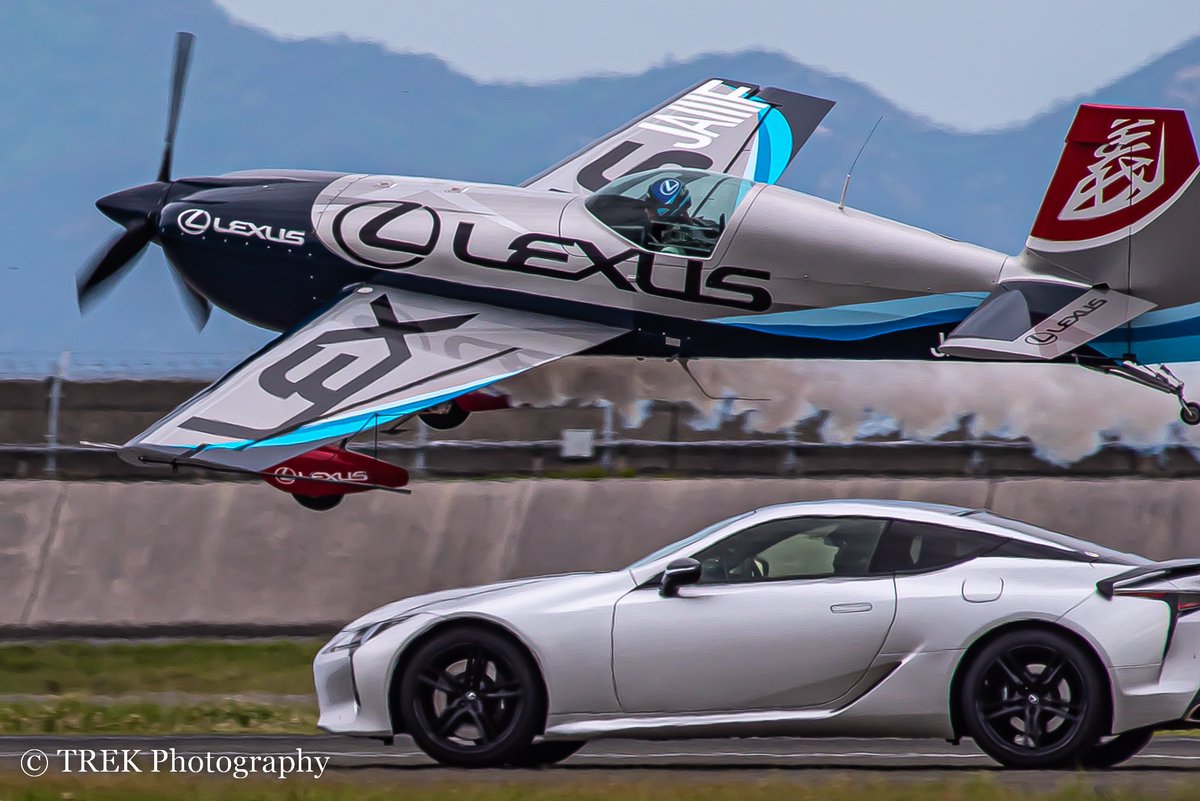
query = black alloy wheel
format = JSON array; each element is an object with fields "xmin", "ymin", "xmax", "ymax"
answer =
[
  {"xmin": 399, "ymin": 627, "xmax": 543, "ymax": 767},
  {"xmin": 1079, "ymin": 726, "xmax": 1155, "ymax": 769},
  {"xmin": 961, "ymin": 629, "xmax": 1107, "ymax": 769}
]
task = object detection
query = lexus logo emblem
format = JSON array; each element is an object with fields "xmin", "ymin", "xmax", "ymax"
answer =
[
  {"xmin": 178, "ymin": 208, "xmax": 212, "ymax": 236},
  {"xmin": 332, "ymin": 201, "xmax": 441, "ymax": 269},
  {"xmin": 271, "ymin": 466, "xmax": 298, "ymax": 485}
]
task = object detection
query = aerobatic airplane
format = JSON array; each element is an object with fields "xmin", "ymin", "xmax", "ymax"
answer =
[{"xmin": 80, "ymin": 33, "xmax": 1200, "ymax": 509}]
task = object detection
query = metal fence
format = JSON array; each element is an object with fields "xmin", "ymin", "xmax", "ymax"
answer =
[
  {"xmin": 3, "ymin": 351, "xmax": 1192, "ymax": 479},
  {"xmin": 0, "ymin": 351, "xmax": 243, "ymax": 381}
]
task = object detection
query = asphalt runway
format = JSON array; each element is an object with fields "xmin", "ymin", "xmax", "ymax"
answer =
[{"xmin": 3, "ymin": 734, "xmax": 1200, "ymax": 788}]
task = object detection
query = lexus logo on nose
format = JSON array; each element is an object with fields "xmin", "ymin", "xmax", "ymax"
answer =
[
  {"xmin": 332, "ymin": 201, "xmax": 442, "ymax": 269},
  {"xmin": 178, "ymin": 208, "xmax": 212, "ymax": 235}
]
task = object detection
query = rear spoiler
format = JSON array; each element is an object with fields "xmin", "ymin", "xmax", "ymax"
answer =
[{"xmin": 1097, "ymin": 559, "xmax": 1200, "ymax": 598}]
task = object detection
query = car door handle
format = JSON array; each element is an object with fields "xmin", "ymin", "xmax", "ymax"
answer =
[{"xmin": 830, "ymin": 602, "xmax": 873, "ymax": 614}]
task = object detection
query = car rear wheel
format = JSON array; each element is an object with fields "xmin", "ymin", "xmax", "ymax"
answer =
[
  {"xmin": 960, "ymin": 629, "xmax": 1107, "ymax": 769},
  {"xmin": 398, "ymin": 626, "xmax": 543, "ymax": 767},
  {"xmin": 1079, "ymin": 727, "xmax": 1154, "ymax": 769}
]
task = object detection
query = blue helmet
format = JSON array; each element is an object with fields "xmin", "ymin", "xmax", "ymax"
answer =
[{"xmin": 647, "ymin": 177, "xmax": 690, "ymax": 217}]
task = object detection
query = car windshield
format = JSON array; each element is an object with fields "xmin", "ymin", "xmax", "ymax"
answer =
[
  {"xmin": 626, "ymin": 511, "xmax": 755, "ymax": 569},
  {"xmin": 966, "ymin": 512, "xmax": 1148, "ymax": 566}
]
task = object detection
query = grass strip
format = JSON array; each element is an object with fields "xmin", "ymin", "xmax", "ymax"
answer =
[
  {"xmin": 0, "ymin": 639, "xmax": 324, "ymax": 696},
  {"xmin": 0, "ymin": 699, "xmax": 317, "ymax": 734},
  {"xmin": 0, "ymin": 774, "xmax": 1197, "ymax": 801}
]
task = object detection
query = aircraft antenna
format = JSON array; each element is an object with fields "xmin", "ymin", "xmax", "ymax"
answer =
[{"xmin": 839, "ymin": 115, "xmax": 884, "ymax": 210}]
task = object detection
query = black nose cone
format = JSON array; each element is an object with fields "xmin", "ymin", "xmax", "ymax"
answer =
[{"xmin": 96, "ymin": 182, "xmax": 170, "ymax": 226}]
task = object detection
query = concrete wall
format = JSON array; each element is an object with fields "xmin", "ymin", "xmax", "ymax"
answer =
[{"xmin": 2, "ymin": 477, "xmax": 1199, "ymax": 635}]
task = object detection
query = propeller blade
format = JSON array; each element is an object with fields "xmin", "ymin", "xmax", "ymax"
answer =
[
  {"xmin": 170, "ymin": 268, "xmax": 212, "ymax": 330},
  {"xmin": 76, "ymin": 219, "xmax": 154, "ymax": 310},
  {"xmin": 156, "ymin": 31, "xmax": 195, "ymax": 183}
]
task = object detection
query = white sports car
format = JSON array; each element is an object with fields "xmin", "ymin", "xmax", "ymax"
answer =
[{"xmin": 314, "ymin": 500, "xmax": 1200, "ymax": 768}]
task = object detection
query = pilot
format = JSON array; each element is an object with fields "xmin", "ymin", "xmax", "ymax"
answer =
[
  {"xmin": 645, "ymin": 176, "xmax": 692, "ymax": 221},
  {"xmin": 642, "ymin": 176, "xmax": 693, "ymax": 252}
]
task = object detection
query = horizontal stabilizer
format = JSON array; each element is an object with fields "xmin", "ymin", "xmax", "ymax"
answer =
[{"xmin": 938, "ymin": 281, "xmax": 1155, "ymax": 361}]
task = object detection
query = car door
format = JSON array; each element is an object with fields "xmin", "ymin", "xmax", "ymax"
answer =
[{"xmin": 611, "ymin": 515, "xmax": 898, "ymax": 713}]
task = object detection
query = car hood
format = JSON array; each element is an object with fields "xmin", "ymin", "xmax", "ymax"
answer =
[{"xmin": 343, "ymin": 572, "xmax": 600, "ymax": 630}]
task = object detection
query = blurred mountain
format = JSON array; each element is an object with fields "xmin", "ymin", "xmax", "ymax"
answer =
[{"xmin": 1, "ymin": 0, "xmax": 1198, "ymax": 366}]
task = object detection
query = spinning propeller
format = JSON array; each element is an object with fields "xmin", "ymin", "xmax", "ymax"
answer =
[{"xmin": 76, "ymin": 32, "xmax": 211, "ymax": 329}]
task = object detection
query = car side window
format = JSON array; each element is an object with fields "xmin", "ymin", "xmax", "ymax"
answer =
[
  {"xmin": 691, "ymin": 517, "xmax": 888, "ymax": 583},
  {"xmin": 870, "ymin": 520, "xmax": 1004, "ymax": 574}
]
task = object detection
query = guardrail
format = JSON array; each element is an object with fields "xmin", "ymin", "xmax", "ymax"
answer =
[{"xmin": 1, "ymin": 436, "xmax": 1189, "ymax": 482}]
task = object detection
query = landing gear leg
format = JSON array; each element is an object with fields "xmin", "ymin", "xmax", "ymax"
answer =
[{"xmin": 1085, "ymin": 358, "xmax": 1200, "ymax": 425}]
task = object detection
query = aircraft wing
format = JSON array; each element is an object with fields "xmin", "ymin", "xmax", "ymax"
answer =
[
  {"xmin": 523, "ymin": 78, "xmax": 834, "ymax": 194},
  {"xmin": 119, "ymin": 286, "xmax": 625, "ymax": 473}
]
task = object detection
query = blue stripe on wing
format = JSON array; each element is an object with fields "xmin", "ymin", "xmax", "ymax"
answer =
[{"xmin": 184, "ymin": 371, "xmax": 519, "ymax": 451}]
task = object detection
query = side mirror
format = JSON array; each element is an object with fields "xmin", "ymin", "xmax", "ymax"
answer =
[{"xmin": 660, "ymin": 557, "xmax": 702, "ymax": 597}]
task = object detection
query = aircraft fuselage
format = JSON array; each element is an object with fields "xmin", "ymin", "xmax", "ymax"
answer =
[{"xmin": 152, "ymin": 168, "xmax": 1006, "ymax": 360}]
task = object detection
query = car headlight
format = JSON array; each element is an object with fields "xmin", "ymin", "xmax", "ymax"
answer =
[{"xmin": 322, "ymin": 617, "xmax": 410, "ymax": 654}]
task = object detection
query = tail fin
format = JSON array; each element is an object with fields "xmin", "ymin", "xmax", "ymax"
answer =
[
  {"xmin": 939, "ymin": 104, "xmax": 1200, "ymax": 362},
  {"xmin": 1025, "ymin": 104, "xmax": 1200, "ymax": 302}
]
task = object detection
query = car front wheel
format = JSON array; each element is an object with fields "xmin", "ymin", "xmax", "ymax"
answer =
[
  {"xmin": 960, "ymin": 629, "xmax": 1108, "ymax": 769},
  {"xmin": 398, "ymin": 626, "xmax": 544, "ymax": 767}
]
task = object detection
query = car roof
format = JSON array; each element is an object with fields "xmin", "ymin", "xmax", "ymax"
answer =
[
  {"xmin": 743, "ymin": 500, "xmax": 1052, "ymax": 548},
  {"xmin": 745, "ymin": 499, "xmax": 1142, "ymax": 564},
  {"xmin": 625, "ymin": 497, "xmax": 1145, "ymax": 580},
  {"xmin": 753, "ymin": 499, "xmax": 973, "ymax": 517}
]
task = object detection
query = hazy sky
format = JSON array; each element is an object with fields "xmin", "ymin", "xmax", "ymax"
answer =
[{"xmin": 214, "ymin": 0, "xmax": 1200, "ymax": 131}]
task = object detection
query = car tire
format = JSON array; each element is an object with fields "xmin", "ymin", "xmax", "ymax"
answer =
[
  {"xmin": 419, "ymin": 401, "xmax": 470, "ymax": 430},
  {"xmin": 960, "ymin": 628, "xmax": 1108, "ymax": 769},
  {"xmin": 1079, "ymin": 727, "xmax": 1154, "ymax": 769},
  {"xmin": 505, "ymin": 740, "xmax": 585, "ymax": 768},
  {"xmin": 398, "ymin": 626, "xmax": 544, "ymax": 768}
]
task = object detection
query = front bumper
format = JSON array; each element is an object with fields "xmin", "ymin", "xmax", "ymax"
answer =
[{"xmin": 313, "ymin": 613, "xmax": 435, "ymax": 738}]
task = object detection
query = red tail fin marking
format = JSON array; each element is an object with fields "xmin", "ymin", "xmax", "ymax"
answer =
[{"xmin": 1030, "ymin": 104, "xmax": 1199, "ymax": 249}]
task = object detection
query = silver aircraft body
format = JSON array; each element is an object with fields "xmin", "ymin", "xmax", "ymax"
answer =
[
  {"xmin": 82, "ymin": 34, "xmax": 1200, "ymax": 505},
  {"xmin": 313, "ymin": 500, "xmax": 1200, "ymax": 768}
]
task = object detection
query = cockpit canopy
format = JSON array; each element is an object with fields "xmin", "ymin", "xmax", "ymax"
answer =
[{"xmin": 584, "ymin": 169, "xmax": 756, "ymax": 258}]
